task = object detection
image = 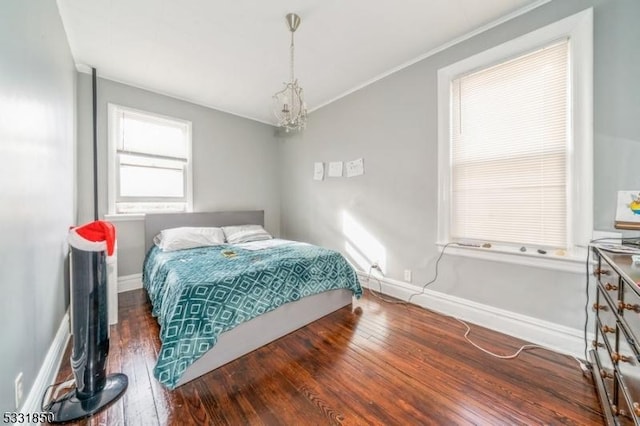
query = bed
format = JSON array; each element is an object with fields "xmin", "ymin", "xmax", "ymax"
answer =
[{"xmin": 142, "ymin": 210, "xmax": 362, "ymax": 389}]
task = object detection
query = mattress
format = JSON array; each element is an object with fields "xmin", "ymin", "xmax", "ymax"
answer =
[{"xmin": 142, "ymin": 239, "xmax": 362, "ymax": 388}]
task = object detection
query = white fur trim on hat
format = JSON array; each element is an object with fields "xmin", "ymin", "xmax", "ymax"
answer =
[{"xmin": 68, "ymin": 229, "xmax": 108, "ymax": 252}]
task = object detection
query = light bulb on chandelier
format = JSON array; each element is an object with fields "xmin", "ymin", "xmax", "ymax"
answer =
[{"xmin": 273, "ymin": 13, "xmax": 307, "ymax": 132}]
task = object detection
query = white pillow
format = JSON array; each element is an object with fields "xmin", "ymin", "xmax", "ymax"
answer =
[
  {"xmin": 154, "ymin": 227, "xmax": 225, "ymax": 252},
  {"xmin": 222, "ymin": 224, "xmax": 272, "ymax": 244}
]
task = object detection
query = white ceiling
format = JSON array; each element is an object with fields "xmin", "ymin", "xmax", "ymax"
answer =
[{"xmin": 56, "ymin": 0, "xmax": 545, "ymax": 125}]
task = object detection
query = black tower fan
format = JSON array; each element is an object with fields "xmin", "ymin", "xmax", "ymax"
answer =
[{"xmin": 47, "ymin": 241, "xmax": 128, "ymax": 422}]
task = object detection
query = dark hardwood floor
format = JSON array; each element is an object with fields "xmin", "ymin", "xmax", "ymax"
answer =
[{"xmin": 50, "ymin": 289, "xmax": 604, "ymax": 425}]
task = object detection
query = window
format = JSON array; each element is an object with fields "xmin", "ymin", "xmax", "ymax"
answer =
[
  {"xmin": 437, "ymin": 9, "xmax": 592, "ymax": 265},
  {"xmin": 108, "ymin": 104, "xmax": 192, "ymax": 215}
]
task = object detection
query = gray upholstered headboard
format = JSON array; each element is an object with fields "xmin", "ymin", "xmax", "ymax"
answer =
[{"xmin": 144, "ymin": 210, "xmax": 264, "ymax": 252}]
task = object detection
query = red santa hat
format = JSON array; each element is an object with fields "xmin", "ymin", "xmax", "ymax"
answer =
[{"xmin": 68, "ymin": 220, "xmax": 116, "ymax": 256}]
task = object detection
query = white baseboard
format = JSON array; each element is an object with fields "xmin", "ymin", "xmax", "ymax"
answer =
[
  {"xmin": 357, "ymin": 271, "xmax": 592, "ymax": 360},
  {"xmin": 118, "ymin": 273, "xmax": 142, "ymax": 293},
  {"xmin": 21, "ymin": 311, "xmax": 70, "ymax": 414}
]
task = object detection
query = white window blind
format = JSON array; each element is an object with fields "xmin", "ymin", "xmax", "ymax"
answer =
[
  {"xmin": 119, "ymin": 110, "xmax": 188, "ymax": 159},
  {"xmin": 450, "ymin": 40, "xmax": 569, "ymax": 248}
]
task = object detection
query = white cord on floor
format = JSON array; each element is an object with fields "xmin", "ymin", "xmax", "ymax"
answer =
[
  {"xmin": 453, "ymin": 316, "xmax": 542, "ymax": 359},
  {"xmin": 363, "ymin": 269, "xmax": 580, "ymax": 362}
]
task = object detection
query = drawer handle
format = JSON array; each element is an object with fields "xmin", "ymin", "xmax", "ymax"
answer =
[
  {"xmin": 612, "ymin": 404, "xmax": 625, "ymax": 416},
  {"xmin": 605, "ymin": 282, "xmax": 618, "ymax": 291},
  {"xmin": 594, "ymin": 268, "xmax": 611, "ymax": 276},
  {"xmin": 633, "ymin": 402, "xmax": 640, "ymax": 417},
  {"xmin": 618, "ymin": 301, "xmax": 640, "ymax": 312},
  {"xmin": 592, "ymin": 303, "xmax": 608, "ymax": 311},
  {"xmin": 601, "ymin": 325, "xmax": 616, "ymax": 334},
  {"xmin": 600, "ymin": 369, "xmax": 613, "ymax": 379},
  {"xmin": 612, "ymin": 352, "xmax": 631, "ymax": 363}
]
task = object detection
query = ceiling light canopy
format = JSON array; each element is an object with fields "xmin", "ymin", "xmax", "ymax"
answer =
[{"xmin": 273, "ymin": 13, "xmax": 307, "ymax": 132}]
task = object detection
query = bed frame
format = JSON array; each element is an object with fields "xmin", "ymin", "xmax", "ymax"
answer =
[{"xmin": 144, "ymin": 210, "xmax": 354, "ymax": 387}]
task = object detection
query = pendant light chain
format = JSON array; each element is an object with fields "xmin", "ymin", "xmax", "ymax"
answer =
[{"xmin": 290, "ymin": 31, "xmax": 295, "ymax": 83}]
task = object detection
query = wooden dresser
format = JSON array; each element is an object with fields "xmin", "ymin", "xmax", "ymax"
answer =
[{"xmin": 591, "ymin": 246, "xmax": 640, "ymax": 425}]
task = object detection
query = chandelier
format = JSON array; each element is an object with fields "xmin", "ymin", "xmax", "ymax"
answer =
[{"xmin": 273, "ymin": 13, "xmax": 307, "ymax": 132}]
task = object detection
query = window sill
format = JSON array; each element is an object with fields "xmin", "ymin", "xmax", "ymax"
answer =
[
  {"xmin": 104, "ymin": 213, "xmax": 146, "ymax": 222},
  {"xmin": 436, "ymin": 242, "xmax": 592, "ymax": 274}
]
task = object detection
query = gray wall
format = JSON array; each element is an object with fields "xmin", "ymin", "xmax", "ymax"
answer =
[
  {"xmin": 76, "ymin": 75, "xmax": 281, "ymax": 276},
  {"xmin": 279, "ymin": 0, "xmax": 640, "ymax": 331},
  {"xmin": 0, "ymin": 1, "xmax": 76, "ymax": 412},
  {"xmin": 593, "ymin": 0, "xmax": 640, "ymax": 229}
]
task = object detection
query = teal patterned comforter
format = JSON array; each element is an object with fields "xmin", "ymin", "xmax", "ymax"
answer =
[{"xmin": 142, "ymin": 240, "xmax": 362, "ymax": 389}]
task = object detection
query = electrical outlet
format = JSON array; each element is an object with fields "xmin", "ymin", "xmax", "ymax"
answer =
[
  {"xmin": 404, "ymin": 269, "xmax": 412, "ymax": 282},
  {"xmin": 15, "ymin": 372, "xmax": 23, "ymax": 409}
]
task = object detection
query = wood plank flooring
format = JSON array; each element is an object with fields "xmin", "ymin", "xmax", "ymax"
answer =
[{"xmin": 49, "ymin": 289, "xmax": 604, "ymax": 425}]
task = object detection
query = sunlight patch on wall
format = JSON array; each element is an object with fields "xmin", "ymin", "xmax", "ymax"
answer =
[{"xmin": 342, "ymin": 211, "xmax": 387, "ymax": 273}]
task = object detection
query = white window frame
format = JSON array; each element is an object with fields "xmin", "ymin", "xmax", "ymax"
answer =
[
  {"xmin": 107, "ymin": 103, "xmax": 193, "ymax": 217},
  {"xmin": 436, "ymin": 9, "xmax": 593, "ymax": 272}
]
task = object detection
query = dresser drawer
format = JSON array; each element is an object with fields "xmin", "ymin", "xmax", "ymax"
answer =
[
  {"xmin": 618, "ymin": 325, "xmax": 640, "ymax": 425},
  {"xmin": 594, "ymin": 327, "xmax": 617, "ymax": 404},
  {"xmin": 616, "ymin": 325, "xmax": 640, "ymax": 382},
  {"xmin": 597, "ymin": 261, "xmax": 619, "ymax": 286},
  {"xmin": 596, "ymin": 288, "xmax": 619, "ymax": 351},
  {"xmin": 615, "ymin": 371, "xmax": 640, "ymax": 425},
  {"xmin": 620, "ymin": 282, "xmax": 640, "ymax": 350}
]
